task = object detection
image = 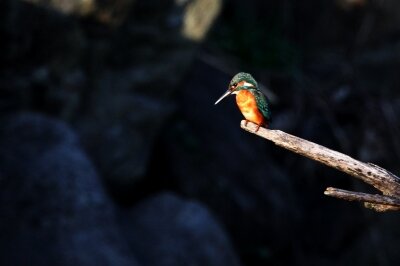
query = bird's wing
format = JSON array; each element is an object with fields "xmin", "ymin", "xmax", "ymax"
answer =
[{"xmin": 254, "ymin": 89, "xmax": 272, "ymax": 122}]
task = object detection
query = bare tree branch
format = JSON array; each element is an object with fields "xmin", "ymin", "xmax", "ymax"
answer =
[
  {"xmin": 240, "ymin": 120, "xmax": 400, "ymax": 212},
  {"xmin": 325, "ymin": 187, "xmax": 400, "ymax": 211}
]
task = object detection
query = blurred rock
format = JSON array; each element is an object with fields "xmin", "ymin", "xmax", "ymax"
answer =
[
  {"xmin": 336, "ymin": 0, "xmax": 366, "ymax": 11},
  {"xmin": 0, "ymin": 0, "xmax": 86, "ymax": 116},
  {"xmin": 182, "ymin": 0, "xmax": 222, "ymax": 41},
  {"xmin": 117, "ymin": 192, "xmax": 241, "ymax": 266},
  {"xmin": 73, "ymin": 0, "xmax": 221, "ymax": 195},
  {"xmin": 0, "ymin": 113, "xmax": 138, "ymax": 266},
  {"xmin": 24, "ymin": 0, "xmax": 135, "ymax": 25},
  {"xmin": 0, "ymin": 0, "xmax": 223, "ymax": 197},
  {"xmin": 75, "ymin": 88, "xmax": 175, "ymax": 194}
]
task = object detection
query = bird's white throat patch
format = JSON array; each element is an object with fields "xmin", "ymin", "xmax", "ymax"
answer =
[{"xmin": 243, "ymin": 82, "xmax": 255, "ymax": 87}]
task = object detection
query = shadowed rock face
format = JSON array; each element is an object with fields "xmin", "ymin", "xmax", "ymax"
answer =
[
  {"xmin": 73, "ymin": 0, "xmax": 221, "ymax": 193},
  {"xmin": 24, "ymin": 0, "xmax": 135, "ymax": 25},
  {"xmin": 0, "ymin": 113, "xmax": 138, "ymax": 266},
  {"xmin": 0, "ymin": 0, "xmax": 222, "ymax": 196},
  {"xmin": 117, "ymin": 192, "xmax": 241, "ymax": 266}
]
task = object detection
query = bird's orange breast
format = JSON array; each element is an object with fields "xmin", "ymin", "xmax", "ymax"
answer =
[{"xmin": 235, "ymin": 90, "xmax": 265, "ymax": 125}]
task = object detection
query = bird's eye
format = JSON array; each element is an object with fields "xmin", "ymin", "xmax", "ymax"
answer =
[{"xmin": 233, "ymin": 83, "xmax": 238, "ymax": 87}]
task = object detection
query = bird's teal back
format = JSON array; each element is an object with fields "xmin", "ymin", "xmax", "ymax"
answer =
[{"xmin": 251, "ymin": 88, "xmax": 271, "ymax": 122}]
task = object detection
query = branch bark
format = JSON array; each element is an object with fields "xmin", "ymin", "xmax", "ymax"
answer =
[{"xmin": 241, "ymin": 120, "xmax": 400, "ymax": 212}]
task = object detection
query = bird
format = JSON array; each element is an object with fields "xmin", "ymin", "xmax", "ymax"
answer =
[{"xmin": 215, "ymin": 72, "xmax": 271, "ymax": 132}]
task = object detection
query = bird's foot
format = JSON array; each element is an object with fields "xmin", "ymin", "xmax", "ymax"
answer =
[
  {"xmin": 255, "ymin": 124, "xmax": 261, "ymax": 132},
  {"xmin": 244, "ymin": 120, "xmax": 249, "ymax": 127}
]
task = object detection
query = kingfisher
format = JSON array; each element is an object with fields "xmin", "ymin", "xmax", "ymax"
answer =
[{"xmin": 215, "ymin": 72, "xmax": 271, "ymax": 132}]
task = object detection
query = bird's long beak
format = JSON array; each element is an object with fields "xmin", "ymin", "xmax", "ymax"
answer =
[{"xmin": 214, "ymin": 90, "xmax": 232, "ymax": 105}]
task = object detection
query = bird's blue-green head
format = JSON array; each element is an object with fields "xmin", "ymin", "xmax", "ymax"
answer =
[{"xmin": 215, "ymin": 72, "xmax": 258, "ymax": 105}]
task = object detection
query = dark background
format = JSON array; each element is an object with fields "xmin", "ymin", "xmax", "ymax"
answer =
[{"xmin": 1, "ymin": 0, "xmax": 400, "ymax": 265}]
